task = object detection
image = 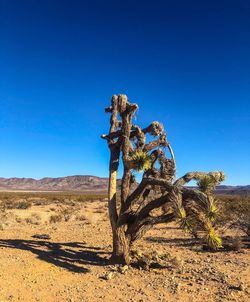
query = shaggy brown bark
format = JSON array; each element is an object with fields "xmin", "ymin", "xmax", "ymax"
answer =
[{"xmin": 102, "ymin": 94, "xmax": 224, "ymax": 264}]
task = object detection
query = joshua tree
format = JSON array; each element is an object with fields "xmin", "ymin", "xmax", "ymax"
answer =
[{"xmin": 102, "ymin": 94, "xmax": 225, "ymax": 264}]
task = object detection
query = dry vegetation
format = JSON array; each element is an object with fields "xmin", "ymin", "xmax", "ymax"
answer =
[
  {"xmin": 217, "ymin": 194, "xmax": 250, "ymax": 236},
  {"xmin": 0, "ymin": 191, "xmax": 249, "ymax": 302}
]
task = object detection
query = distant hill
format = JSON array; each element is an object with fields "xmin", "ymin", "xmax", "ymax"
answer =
[
  {"xmin": 0, "ymin": 175, "xmax": 249, "ymax": 194},
  {"xmin": 0, "ymin": 175, "xmax": 113, "ymax": 192},
  {"xmin": 185, "ymin": 185, "xmax": 250, "ymax": 195},
  {"xmin": 215, "ymin": 185, "xmax": 250, "ymax": 195}
]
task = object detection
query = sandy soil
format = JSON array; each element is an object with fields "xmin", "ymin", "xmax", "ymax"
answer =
[{"xmin": 0, "ymin": 200, "xmax": 249, "ymax": 302}]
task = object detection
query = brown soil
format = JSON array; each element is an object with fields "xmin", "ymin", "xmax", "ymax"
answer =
[{"xmin": 0, "ymin": 199, "xmax": 249, "ymax": 302}]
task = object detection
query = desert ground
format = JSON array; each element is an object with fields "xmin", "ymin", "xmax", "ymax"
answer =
[{"xmin": 0, "ymin": 192, "xmax": 249, "ymax": 302}]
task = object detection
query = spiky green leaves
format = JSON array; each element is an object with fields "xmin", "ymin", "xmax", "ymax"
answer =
[
  {"xmin": 191, "ymin": 173, "xmax": 224, "ymax": 249},
  {"xmin": 172, "ymin": 190, "xmax": 222, "ymax": 250},
  {"xmin": 197, "ymin": 176, "xmax": 216, "ymax": 194},
  {"xmin": 207, "ymin": 201, "xmax": 218, "ymax": 222},
  {"xmin": 132, "ymin": 151, "xmax": 152, "ymax": 172},
  {"xmin": 177, "ymin": 207, "xmax": 193, "ymax": 232},
  {"xmin": 205, "ymin": 223, "xmax": 222, "ymax": 250},
  {"xmin": 197, "ymin": 172, "xmax": 226, "ymax": 195}
]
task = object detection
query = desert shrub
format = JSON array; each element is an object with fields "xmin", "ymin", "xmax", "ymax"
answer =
[
  {"xmin": 58, "ymin": 206, "xmax": 77, "ymax": 221},
  {"xmin": 15, "ymin": 200, "xmax": 32, "ymax": 209},
  {"xmin": 49, "ymin": 214, "xmax": 63, "ymax": 223},
  {"xmin": 227, "ymin": 236, "xmax": 243, "ymax": 251},
  {"xmin": 63, "ymin": 212, "xmax": 71, "ymax": 222}
]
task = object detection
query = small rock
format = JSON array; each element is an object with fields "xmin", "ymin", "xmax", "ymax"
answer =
[
  {"xmin": 118, "ymin": 265, "xmax": 129, "ymax": 274},
  {"xmin": 170, "ymin": 256, "xmax": 183, "ymax": 268},
  {"xmin": 102, "ymin": 272, "xmax": 114, "ymax": 280}
]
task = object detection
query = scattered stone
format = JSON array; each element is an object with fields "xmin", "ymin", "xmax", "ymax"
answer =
[
  {"xmin": 118, "ymin": 265, "xmax": 129, "ymax": 274},
  {"xmin": 101, "ymin": 272, "xmax": 114, "ymax": 280}
]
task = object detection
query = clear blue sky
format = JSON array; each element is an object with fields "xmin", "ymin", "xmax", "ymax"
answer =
[{"xmin": 0, "ymin": 0, "xmax": 249, "ymax": 185}]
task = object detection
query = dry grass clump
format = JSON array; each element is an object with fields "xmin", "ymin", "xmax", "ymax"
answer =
[
  {"xmin": 59, "ymin": 207, "xmax": 75, "ymax": 222},
  {"xmin": 25, "ymin": 213, "xmax": 41, "ymax": 225},
  {"xmin": 75, "ymin": 214, "xmax": 87, "ymax": 221},
  {"xmin": 48, "ymin": 205, "xmax": 78, "ymax": 223}
]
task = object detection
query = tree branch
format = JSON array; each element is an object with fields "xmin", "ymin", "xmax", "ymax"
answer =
[
  {"xmin": 143, "ymin": 133, "xmax": 168, "ymax": 152},
  {"xmin": 174, "ymin": 171, "xmax": 225, "ymax": 187},
  {"xmin": 125, "ymin": 177, "xmax": 174, "ymax": 211},
  {"xmin": 127, "ymin": 213, "xmax": 175, "ymax": 242},
  {"xmin": 101, "ymin": 122, "xmax": 164, "ymax": 142},
  {"xmin": 119, "ymin": 95, "xmax": 138, "ymax": 207}
]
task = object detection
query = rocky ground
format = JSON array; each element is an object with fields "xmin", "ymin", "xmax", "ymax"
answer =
[{"xmin": 0, "ymin": 198, "xmax": 249, "ymax": 302}]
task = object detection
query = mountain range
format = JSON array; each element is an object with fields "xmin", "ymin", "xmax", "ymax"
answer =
[
  {"xmin": 0, "ymin": 175, "xmax": 110, "ymax": 192},
  {"xmin": 0, "ymin": 175, "xmax": 249, "ymax": 195}
]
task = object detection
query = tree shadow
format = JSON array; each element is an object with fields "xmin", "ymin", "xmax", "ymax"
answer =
[
  {"xmin": 145, "ymin": 236, "xmax": 200, "ymax": 248},
  {"xmin": 156, "ymin": 225, "xmax": 182, "ymax": 230},
  {"xmin": 0, "ymin": 239, "xmax": 110, "ymax": 273},
  {"xmin": 145, "ymin": 235, "xmax": 250, "ymax": 251}
]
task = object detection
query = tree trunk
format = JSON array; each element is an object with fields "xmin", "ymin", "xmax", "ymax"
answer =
[
  {"xmin": 111, "ymin": 225, "xmax": 131, "ymax": 265},
  {"xmin": 108, "ymin": 144, "xmax": 131, "ymax": 264},
  {"xmin": 108, "ymin": 167, "xmax": 118, "ymax": 239},
  {"xmin": 107, "ymin": 143, "xmax": 120, "ymax": 248}
]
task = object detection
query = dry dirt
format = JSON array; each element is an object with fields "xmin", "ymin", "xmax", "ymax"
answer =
[{"xmin": 0, "ymin": 199, "xmax": 249, "ymax": 302}]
